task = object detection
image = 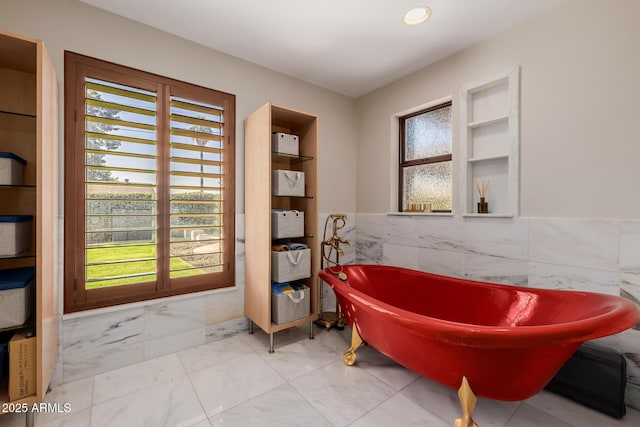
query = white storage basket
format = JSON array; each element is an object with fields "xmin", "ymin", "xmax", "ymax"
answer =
[
  {"xmin": 271, "ymin": 132, "xmax": 299, "ymax": 156},
  {"xmin": 271, "ymin": 283, "xmax": 310, "ymax": 324},
  {"xmin": 271, "ymin": 249, "xmax": 311, "ymax": 282},
  {"xmin": 0, "ymin": 267, "xmax": 34, "ymax": 329},
  {"xmin": 272, "ymin": 170, "xmax": 305, "ymax": 197},
  {"xmin": 0, "ymin": 152, "xmax": 26, "ymax": 185},
  {"xmin": 0, "ymin": 215, "xmax": 32, "ymax": 256},
  {"xmin": 271, "ymin": 210, "xmax": 304, "ymax": 238}
]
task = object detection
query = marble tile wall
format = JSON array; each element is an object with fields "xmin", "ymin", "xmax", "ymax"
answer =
[
  {"xmin": 318, "ymin": 213, "xmax": 356, "ymax": 312},
  {"xmin": 56, "ymin": 212, "xmax": 357, "ymax": 384},
  {"xmin": 53, "ymin": 212, "xmax": 639, "ymax": 410},
  {"xmin": 57, "ymin": 214, "xmax": 249, "ymax": 384},
  {"xmin": 355, "ymin": 214, "xmax": 640, "ymax": 410}
]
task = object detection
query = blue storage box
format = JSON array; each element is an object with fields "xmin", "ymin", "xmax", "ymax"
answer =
[
  {"xmin": 0, "ymin": 267, "xmax": 34, "ymax": 329},
  {"xmin": 0, "ymin": 152, "xmax": 26, "ymax": 185},
  {"xmin": 0, "ymin": 215, "xmax": 32, "ymax": 256}
]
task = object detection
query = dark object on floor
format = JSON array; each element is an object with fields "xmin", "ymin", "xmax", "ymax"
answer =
[
  {"xmin": 0, "ymin": 332, "xmax": 12, "ymax": 381},
  {"xmin": 546, "ymin": 342, "xmax": 627, "ymax": 418}
]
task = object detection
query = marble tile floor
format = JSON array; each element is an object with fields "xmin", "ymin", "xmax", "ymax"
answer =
[{"xmin": 2, "ymin": 325, "xmax": 640, "ymax": 427}]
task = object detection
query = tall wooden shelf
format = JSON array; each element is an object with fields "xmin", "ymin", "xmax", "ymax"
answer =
[
  {"xmin": 0, "ymin": 30, "xmax": 58, "ymax": 415},
  {"xmin": 244, "ymin": 103, "xmax": 318, "ymax": 351},
  {"xmin": 460, "ymin": 66, "xmax": 519, "ymax": 217}
]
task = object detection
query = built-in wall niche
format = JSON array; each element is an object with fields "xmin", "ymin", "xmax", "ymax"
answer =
[{"xmin": 460, "ymin": 66, "xmax": 519, "ymax": 217}]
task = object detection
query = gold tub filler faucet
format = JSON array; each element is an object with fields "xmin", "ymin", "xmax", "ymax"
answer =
[{"xmin": 316, "ymin": 213, "xmax": 350, "ymax": 330}]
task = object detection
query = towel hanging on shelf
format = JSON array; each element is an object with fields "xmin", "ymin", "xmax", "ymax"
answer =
[{"xmin": 288, "ymin": 242, "xmax": 308, "ymax": 251}]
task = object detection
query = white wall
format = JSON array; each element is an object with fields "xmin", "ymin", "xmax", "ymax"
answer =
[
  {"xmin": 3, "ymin": 0, "xmax": 639, "ymax": 396},
  {"xmin": 0, "ymin": 0, "xmax": 357, "ymax": 383},
  {"xmin": 353, "ymin": 0, "xmax": 640, "ymax": 409},
  {"xmin": 355, "ymin": 0, "xmax": 640, "ymax": 219},
  {"xmin": 0, "ymin": 0, "xmax": 357, "ymax": 214}
]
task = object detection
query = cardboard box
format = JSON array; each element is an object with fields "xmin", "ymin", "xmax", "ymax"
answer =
[
  {"xmin": 272, "ymin": 170, "xmax": 305, "ymax": 197},
  {"xmin": 271, "ymin": 132, "xmax": 299, "ymax": 156},
  {"xmin": 271, "ymin": 249, "xmax": 311, "ymax": 282},
  {"xmin": 8, "ymin": 332, "xmax": 36, "ymax": 401},
  {"xmin": 0, "ymin": 267, "xmax": 34, "ymax": 329},
  {"xmin": 271, "ymin": 210, "xmax": 304, "ymax": 238},
  {"xmin": 0, "ymin": 152, "xmax": 26, "ymax": 185},
  {"xmin": 0, "ymin": 215, "xmax": 32, "ymax": 256},
  {"xmin": 272, "ymin": 283, "xmax": 310, "ymax": 324}
]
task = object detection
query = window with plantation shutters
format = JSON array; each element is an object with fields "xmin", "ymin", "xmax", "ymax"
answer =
[
  {"xmin": 169, "ymin": 97, "xmax": 225, "ymax": 279},
  {"xmin": 64, "ymin": 52, "xmax": 235, "ymax": 312}
]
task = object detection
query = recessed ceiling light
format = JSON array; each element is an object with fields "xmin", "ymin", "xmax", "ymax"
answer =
[{"xmin": 403, "ymin": 6, "xmax": 431, "ymax": 26}]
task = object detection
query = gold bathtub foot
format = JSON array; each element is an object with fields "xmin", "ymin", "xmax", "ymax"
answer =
[
  {"xmin": 342, "ymin": 349, "xmax": 357, "ymax": 366},
  {"xmin": 342, "ymin": 325, "xmax": 365, "ymax": 366},
  {"xmin": 454, "ymin": 377, "xmax": 479, "ymax": 427}
]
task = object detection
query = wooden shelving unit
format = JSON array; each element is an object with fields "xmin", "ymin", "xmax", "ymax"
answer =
[
  {"xmin": 0, "ymin": 30, "xmax": 58, "ymax": 418},
  {"xmin": 460, "ymin": 67, "xmax": 519, "ymax": 217},
  {"xmin": 244, "ymin": 103, "xmax": 318, "ymax": 351}
]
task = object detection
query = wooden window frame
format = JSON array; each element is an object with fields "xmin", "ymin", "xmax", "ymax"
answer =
[
  {"xmin": 398, "ymin": 101, "xmax": 453, "ymax": 212},
  {"xmin": 64, "ymin": 52, "xmax": 235, "ymax": 313}
]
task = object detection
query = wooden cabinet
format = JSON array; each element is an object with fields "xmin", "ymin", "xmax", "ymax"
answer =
[
  {"xmin": 460, "ymin": 67, "xmax": 519, "ymax": 217},
  {"xmin": 244, "ymin": 103, "xmax": 318, "ymax": 351},
  {"xmin": 0, "ymin": 30, "xmax": 58, "ymax": 410}
]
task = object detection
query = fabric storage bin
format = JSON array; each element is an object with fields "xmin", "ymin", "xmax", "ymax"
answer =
[
  {"xmin": 271, "ymin": 132, "xmax": 299, "ymax": 156},
  {"xmin": 272, "ymin": 282, "xmax": 310, "ymax": 324},
  {"xmin": 0, "ymin": 152, "xmax": 26, "ymax": 185},
  {"xmin": 272, "ymin": 169, "xmax": 305, "ymax": 197},
  {"xmin": 272, "ymin": 210, "xmax": 304, "ymax": 238},
  {"xmin": 0, "ymin": 267, "xmax": 34, "ymax": 329},
  {"xmin": 271, "ymin": 248, "xmax": 311, "ymax": 282},
  {"xmin": 0, "ymin": 215, "xmax": 32, "ymax": 256}
]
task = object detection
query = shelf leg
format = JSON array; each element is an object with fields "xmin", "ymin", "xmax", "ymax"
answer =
[
  {"xmin": 309, "ymin": 321, "xmax": 315, "ymax": 340},
  {"xmin": 248, "ymin": 320, "xmax": 254, "ymax": 334},
  {"xmin": 26, "ymin": 410, "xmax": 34, "ymax": 427},
  {"xmin": 269, "ymin": 332, "xmax": 274, "ymax": 353}
]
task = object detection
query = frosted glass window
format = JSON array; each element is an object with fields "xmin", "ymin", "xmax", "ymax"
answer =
[
  {"xmin": 404, "ymin": 105, "xmax": 451, "ymax": 161},
  {"xmin": 399, "ymin": 102, "xmax": 452, "ymax": 212},
  {"xmin": 403, "ymin": 162, "xmax": 452, "ymax": 211}
]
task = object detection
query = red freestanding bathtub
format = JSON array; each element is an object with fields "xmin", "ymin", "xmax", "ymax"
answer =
[{"xmin": 319, "ymin": 265, "xmax": 639, "ymax": 402}]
